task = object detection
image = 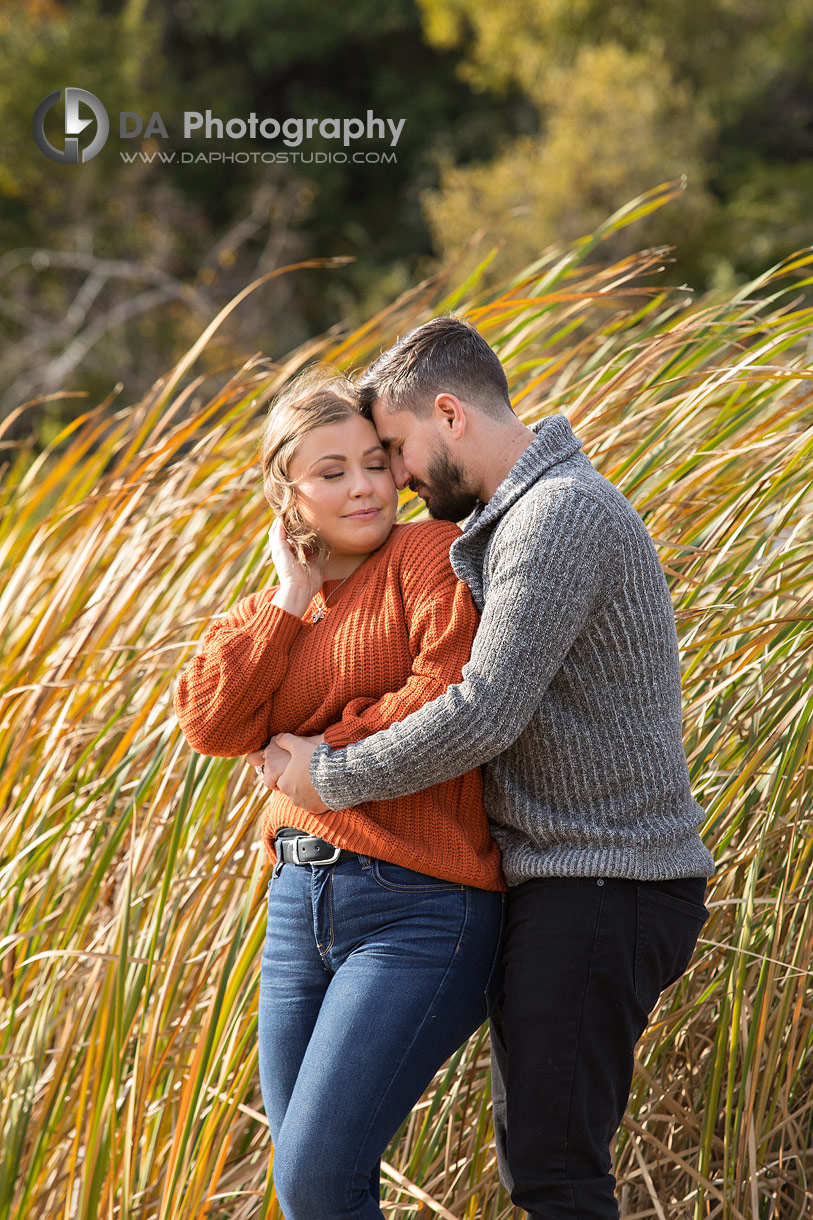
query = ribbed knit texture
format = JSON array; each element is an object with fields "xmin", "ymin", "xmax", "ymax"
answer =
[
  {"xmin": 174, "ymin": 520, "xmax": 506, "ymax": 891},
  {"xmin": 310, "ymin": 414, "xmax": 716, "ymax": 886}
]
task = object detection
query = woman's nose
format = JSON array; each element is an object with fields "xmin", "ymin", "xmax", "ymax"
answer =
[{"xmin": 349, "ymin": 467, "xmax": 375, "ymax": 495}]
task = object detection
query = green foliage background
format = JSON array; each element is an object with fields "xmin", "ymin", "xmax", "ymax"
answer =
[{"xmin": 3, "ymin": 0, "xmax": 813, "ymax": 444}]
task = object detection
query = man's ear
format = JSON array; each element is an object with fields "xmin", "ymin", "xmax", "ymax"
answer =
[{"xmin": 433, "ymin": 393, "xmax": 467, "ymax": 439}]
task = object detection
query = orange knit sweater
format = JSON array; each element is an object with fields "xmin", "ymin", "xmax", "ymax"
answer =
[{"xmin": 174, "ymin": 521, "xmax": 506, "ymax": 891}]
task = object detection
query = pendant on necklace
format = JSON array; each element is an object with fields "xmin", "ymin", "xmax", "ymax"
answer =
[{"xmin": 311, "ymin": 607, "xmax": 324, "ymax": 623}]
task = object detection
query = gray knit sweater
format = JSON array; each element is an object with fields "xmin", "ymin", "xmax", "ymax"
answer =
[{"xmin": 310, "ymin": 414, "xmax": 716, "ymax": 885}]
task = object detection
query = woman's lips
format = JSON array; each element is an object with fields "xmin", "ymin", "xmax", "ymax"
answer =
[{"xmin": 343, "ymin": 507, "xmax": 380, "ymax": 519}]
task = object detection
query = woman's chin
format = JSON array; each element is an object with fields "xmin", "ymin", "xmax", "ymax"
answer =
[{"xmin": 334, "ymin": 520, "xmax": 393, "ymax": 553}]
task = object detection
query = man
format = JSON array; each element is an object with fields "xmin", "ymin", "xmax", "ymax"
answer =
[{"xmin": 268, "ymin": 316, "xmax": 715, "ymax": 1219}]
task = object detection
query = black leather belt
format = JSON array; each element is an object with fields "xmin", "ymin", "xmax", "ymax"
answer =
[{"xmin": 274, "ymin": 829, "xmax": 356, "ymax": 867}]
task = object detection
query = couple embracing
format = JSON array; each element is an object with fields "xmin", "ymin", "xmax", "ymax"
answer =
[{"xmin": 175, "ymin": 316, "xmax": 715, "ymax": 1220}]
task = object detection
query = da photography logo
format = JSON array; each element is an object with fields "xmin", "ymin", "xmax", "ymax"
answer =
[
  {"xmin": 34, "ymin": 88, "xmax": 109, "ymax": 164},
  {"xmin": 32, "ymin": 91, "xmax": 402, "ymax": 169}
]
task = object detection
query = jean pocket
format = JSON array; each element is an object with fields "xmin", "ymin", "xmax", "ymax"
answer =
[
  {"xmin": 369, "ymin": 858, "xmax": 464, "ymax": 892},
  {"xmin": 634, "ymin": 885, "xmax": 709, "ymax": 1015}
]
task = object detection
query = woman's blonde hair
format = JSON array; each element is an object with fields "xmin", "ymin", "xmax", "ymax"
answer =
[{"xmin": 259, "ymin": 366, "xmax": 363, "ymax": 568}]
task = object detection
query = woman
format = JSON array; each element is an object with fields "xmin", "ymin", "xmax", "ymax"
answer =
[{"xmin": 174, "ymin": 368, "xmax": 505, "ymax": 1220}]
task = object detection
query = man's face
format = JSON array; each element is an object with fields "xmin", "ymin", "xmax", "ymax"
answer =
[{"xmin": 371, "ymin": 398, "xmax": 480, "ymax": 522}]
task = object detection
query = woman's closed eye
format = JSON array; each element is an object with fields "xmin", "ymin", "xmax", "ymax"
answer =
[{"xmin": 322, "ymin": 465, "xmax": 388, "ymax": 480}]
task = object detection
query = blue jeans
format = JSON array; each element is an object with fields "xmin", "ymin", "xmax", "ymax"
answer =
[{"xmin": 258, "ymin": 852, "xmax": 505, "ymax": 1220}]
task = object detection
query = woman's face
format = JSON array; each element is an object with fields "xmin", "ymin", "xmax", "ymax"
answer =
[{"xmin": 288, "ymin": 414, "xmax": 399, "ymax": 561}]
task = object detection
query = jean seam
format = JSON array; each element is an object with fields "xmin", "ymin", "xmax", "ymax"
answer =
[
  {"xmin": 640, "ymin": 885, "xmax": 710, "ymax": 919},
  {"xmin": 483, "ymin": 895, "xmax": 506, "ymax": 1018},
  {"xmin": 562, "ymin": 882, "xmax": 606, "ymax": 1204},
  {"xmin": 347, "ymin": 886, "xmax": 472, "ymax": 1207},
  {"xmin": 634, "ymin": 889, "xmax": 644, "ymax": 1004},
  {"xmin": 327, "ymin": 869, "xmax": 335, "ymax": 954},
  {"xmin": 635, "ymin": 888, "xmax": 707, "ymax": 1005},
  {"xmin": 370, "ymin": 858, "xmax": 462, "ymax": 892},
  {"xmin": 312, "ymin": 867, "xmax": 336, "ymax": 963}
]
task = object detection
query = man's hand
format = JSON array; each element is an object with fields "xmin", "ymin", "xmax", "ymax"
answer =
[
  {"xmin": 273, "ymin": 733, "xmax": 329, "ymax": 812},
  {"xmin": 246, "ymin": 739, "xmax": 293, "ymax": 791}
]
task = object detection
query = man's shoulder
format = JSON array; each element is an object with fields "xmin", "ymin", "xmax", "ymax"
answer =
[{"xmin": 497, "ymin": 460, "xmax": 627, "ymax": 534}]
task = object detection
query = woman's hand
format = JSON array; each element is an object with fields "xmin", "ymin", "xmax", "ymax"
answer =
[
  {"xmin": 267, "ymin": 519, "xmax": 324, "ymax": 605},
  {"xmin": 247, "ymin": 739, "xmax": 294, "ymax": 791},
  {"xmin": 273, "ymin": 733, "xmax": 329, "ymax": 812}
]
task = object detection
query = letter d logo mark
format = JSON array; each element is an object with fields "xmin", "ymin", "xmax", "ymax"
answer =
[{"xmin": 34, "ymin": 88, "xmax": 110, "ymax": 164}]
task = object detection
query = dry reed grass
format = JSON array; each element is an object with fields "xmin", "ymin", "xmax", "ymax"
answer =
[{"xmin": 2, "ymin": 183, "xmax": 812, "ymax": 1219}]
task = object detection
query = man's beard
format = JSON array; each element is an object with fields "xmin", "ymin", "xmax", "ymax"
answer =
[{"xmin": 411, "ymin": 445, "xmax": 480, "ymax": 522}]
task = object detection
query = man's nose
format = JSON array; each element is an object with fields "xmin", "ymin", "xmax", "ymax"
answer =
[{"xmin": 389, "ymin": 454, "xmax": 410, "ymax": 490}]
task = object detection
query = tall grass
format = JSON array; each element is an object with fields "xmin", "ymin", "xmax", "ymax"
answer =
[{"xmin": 2, "ymin": 183, "xmax": 812, "ymax": 1219}]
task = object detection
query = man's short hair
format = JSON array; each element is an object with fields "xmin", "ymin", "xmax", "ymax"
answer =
[{"xmin": 357, "ymin": 316, "xmax": 513, "ymax": 419}]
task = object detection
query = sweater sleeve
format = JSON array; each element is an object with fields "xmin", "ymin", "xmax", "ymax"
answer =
[
  {"xmin": 174, "ymin": 589, "xmax": 304, "ymax": 756},
  {"xmin": 323, "ymin": 526, "xmax": 479, "ymax": 750},
  {"xmin": 310, "ymin": 489, "xmax": 617, "ymax": 807}
]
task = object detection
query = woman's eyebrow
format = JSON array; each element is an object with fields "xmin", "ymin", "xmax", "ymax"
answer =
[{"xmin": 308, "ymin": 445, "xmax": 386, "ymax": 469}]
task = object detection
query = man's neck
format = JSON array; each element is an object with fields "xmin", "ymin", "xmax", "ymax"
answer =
[{"xmin": 476, "ymin": 420, "xmax": 536, "ymax": 503}]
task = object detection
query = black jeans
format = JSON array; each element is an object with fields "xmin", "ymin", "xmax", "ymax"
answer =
[{"xmin": 490, "ymin": 874, "xmax": 710, "ymax": 1219}]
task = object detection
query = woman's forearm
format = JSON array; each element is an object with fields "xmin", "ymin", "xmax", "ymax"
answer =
[{"xmin": 174, "ymin": 588, "xmax": 305, "ymax": 756}]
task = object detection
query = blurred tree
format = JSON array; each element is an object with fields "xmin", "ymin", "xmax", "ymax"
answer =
[
  {"xmin": 424, "ymin": 43, "xmax": 714, "ymax": 279},
  {"xmin": 0, "ymin": 0, "xmax": 218, "ymax": 434},
  {"xmin": 416, "ymin": 0, "xmax": 813, "ymax": 287},
  {"xmin": 169, "ymin": 0, "xmax": 516, "ymax": 320},
  {"xmin": 0, "ymin": 0, "xmax": 515, "ymax": 442},
  {"xmin": 4, "ymin": 0, "xmax": 813, "ymax": 446}
]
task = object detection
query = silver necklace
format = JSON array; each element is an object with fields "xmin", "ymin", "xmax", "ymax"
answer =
[{"xmin": 311, "ymin": 572, "xmax": 354, "ymax": 623}]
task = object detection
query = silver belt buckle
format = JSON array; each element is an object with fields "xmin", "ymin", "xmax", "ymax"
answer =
[{"xmin": 291, "ymin": 836, "xmax": 342, "ymax": 866}]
